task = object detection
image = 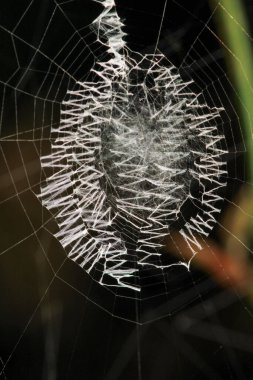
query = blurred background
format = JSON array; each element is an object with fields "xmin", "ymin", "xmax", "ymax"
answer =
[{"xmin": 1, "ymin": 0, "xmax": 253, "ymax": 379}]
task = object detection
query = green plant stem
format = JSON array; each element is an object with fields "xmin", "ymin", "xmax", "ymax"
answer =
[{"xmin": 211, "ymin": 0, "xmax": 253, "ymax": 182}]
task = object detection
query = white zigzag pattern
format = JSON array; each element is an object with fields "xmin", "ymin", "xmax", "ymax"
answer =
[{"xmin": 39, "ymin": 0, "xmax": 228, "ymax": 291}]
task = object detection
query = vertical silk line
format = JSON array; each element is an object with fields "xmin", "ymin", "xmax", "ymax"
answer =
[{"xmin": 154, "ymin": 0, "xmax": 168, "ymax": 54}]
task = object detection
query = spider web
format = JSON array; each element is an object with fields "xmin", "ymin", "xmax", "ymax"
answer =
[{"xmin": 1, "ymin": 0, "xmax": 253, "ymax": 378}]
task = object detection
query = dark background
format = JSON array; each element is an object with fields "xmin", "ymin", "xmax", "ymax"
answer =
[{"xmin": 1, "ymin": 0, "xmax": 253, "ymax": 379}]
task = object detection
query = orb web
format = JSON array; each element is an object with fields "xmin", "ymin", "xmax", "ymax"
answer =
[{"xmin": 1, "ymin": 1, "xmax": 253, "ymax": 377}]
